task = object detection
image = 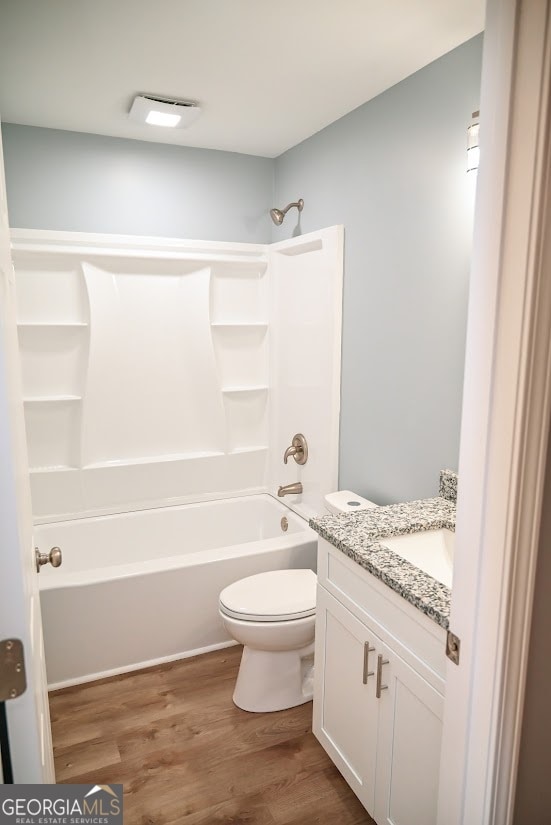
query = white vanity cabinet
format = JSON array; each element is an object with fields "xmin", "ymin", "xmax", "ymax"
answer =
[{"xmin": 313, "ymin": 538, "xmax": 447, "ymax": 825}]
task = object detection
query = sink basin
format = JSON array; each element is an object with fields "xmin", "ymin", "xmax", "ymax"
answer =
[{"xmin": 380, "ymin": 528, "xmax": 454, "ymax": 588}]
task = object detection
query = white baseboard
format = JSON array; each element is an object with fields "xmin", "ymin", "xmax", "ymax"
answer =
[{"xmin": 47, "ymin": 639, "xmax": 239, "ymax": 692}]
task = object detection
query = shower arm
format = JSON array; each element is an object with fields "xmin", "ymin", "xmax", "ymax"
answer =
[{"xmin": 280, "ymin": 200, "xmax": 303, "ymax": 217}]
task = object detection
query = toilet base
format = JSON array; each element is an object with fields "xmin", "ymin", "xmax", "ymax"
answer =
[{"xmin": 233, "ymin": 642, "xmax": 315, "ymax": 713}]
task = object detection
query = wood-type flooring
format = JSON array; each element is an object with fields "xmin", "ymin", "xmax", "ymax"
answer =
[{"xmin": 49, "ymin": 645, "xmax": 374, "ymax": 825}]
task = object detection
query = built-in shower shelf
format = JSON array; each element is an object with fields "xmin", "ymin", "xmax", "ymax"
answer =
[
  {"xmin": 276, "ymin": 238, "xmax": 323, "ymax": 256},
  {"xmin": 29, "ymin": 465, "xmax": 79, "ymax": 474},
  {"xmin": 210, "ymin": 322, "xmax": 268, "ymax": 328},
  {"xmin": 24, "ymin": 395, "xmax": 83, "ymax": 403},
  {"xmin": 221, "ymin": 385, "xmax": 269, "ymax": 394},
  {"xmin": 82, "ymin": 450, "xmax": 226, "ymax": 470},
  {"xmin": 17, "ymin": 322, "xmax": 89, "ymax": 328}
]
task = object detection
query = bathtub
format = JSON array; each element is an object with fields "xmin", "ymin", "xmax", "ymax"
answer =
[{"xmin": 37, "ymin": 494, "xmax": 317, "ymax": 689}]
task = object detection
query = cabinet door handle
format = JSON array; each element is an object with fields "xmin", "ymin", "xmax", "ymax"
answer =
[
  {"xmin": 363, "ymin": 642, "xmax": 375, "ymax": 684},
  {"xmin": 376, "ymin": 654, "xmax": 389, "ymax": 698}
]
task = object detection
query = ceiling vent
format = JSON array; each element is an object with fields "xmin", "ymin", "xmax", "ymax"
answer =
[{"xmin": 129, "ymin": 94, "xmax": 202, "ymax": 128}]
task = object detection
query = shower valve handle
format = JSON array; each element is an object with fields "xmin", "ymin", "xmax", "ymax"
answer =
[{"xmin": 283, "ymin": 433, "xmax": 308, "ymax": 465}]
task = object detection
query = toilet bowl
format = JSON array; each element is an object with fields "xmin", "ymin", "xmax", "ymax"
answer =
[
  {"xmin": 219, "ymin": 569, "xmax": 316, "ymax": 712},
  {"xmin": 220, "ymin": 492, "xmax": 378, "ymax": 713}
]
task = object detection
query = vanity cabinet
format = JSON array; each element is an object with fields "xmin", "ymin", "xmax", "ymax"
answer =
[
  {"xmin": 313, "ymin": 538, "xmax": 447, "ymax": 825},
  {"xmin": 373, "ymin": 633, "xmax": 443, "ymax": 825},
  {"xmin": 315, "ymin": 586, "xmax": 379, "ymax": 810}
]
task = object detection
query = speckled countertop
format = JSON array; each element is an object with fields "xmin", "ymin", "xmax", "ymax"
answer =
[{"xmin": 310, "ymin": 478, "xmax": 457, "ymax": 630}]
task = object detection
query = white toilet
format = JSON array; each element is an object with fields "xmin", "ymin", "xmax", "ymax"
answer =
[
  {"xmin": 219, "ymin": 569, "xmax": 317, "ymax": 712},
  {"xmin": 219, "ymin": 491, "xmax": 377, "ymax": 713}
]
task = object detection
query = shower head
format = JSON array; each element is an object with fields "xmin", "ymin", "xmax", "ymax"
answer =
[
  {"xmin": 270, "ymin": 207, "xmax": 285, "ymax": 225},
  {"xmin": 270, "ymin": 199, "xmax": 304, "ymax": 226}
]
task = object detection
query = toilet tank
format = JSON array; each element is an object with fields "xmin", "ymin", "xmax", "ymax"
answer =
[{"xmin": 324, "ymin": 490, "xmax": 378, "ymax": 514}]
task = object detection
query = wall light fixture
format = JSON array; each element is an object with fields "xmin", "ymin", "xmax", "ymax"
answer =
[{"xmin": 467, "ymin": 110, "xmax": 480, "ymax": 172}]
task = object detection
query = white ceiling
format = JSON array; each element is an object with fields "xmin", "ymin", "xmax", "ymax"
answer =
[{"xmin": 0, "ymin": 0, "xmax": 485, "ymax": 158}]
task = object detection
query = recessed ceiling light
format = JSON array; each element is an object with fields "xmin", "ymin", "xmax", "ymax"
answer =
[{"xmin": 129, "ymin": 94, "xmax": 201, "ymax": 129}]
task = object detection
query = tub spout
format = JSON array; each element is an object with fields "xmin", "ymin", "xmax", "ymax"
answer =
[{"xmin": 277, "ymin": 482, "xmax": 303, "ymax": 497}]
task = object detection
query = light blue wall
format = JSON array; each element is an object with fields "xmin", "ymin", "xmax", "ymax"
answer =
[
  {"xmin": 273, "ymin": 35, "xmax": 483, "ymax": 503},
  {"xmin": 1, "ymin": 125, "xmax": 274, "ymax": 243},
  {"xmin": 1, "ymin": 34, "xmax": 482, "ymax": 503}
]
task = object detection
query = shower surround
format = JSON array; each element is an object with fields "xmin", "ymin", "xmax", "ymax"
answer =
[{"xmin": 12, "ymin": 227, "xmax": 343, "ymax": 685}]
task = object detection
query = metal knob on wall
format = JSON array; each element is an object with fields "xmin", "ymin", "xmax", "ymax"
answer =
[{"xmin": 283, "ymin": 433, "xmax": 308, "ymax": 465}]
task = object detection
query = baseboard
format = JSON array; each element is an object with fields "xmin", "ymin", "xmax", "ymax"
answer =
[{"xmin": 47, "ymin": 639, "xmax": 239, "ymax": 692}]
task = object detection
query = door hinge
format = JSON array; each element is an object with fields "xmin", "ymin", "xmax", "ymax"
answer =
[
  {"xmin": 446, "ymin": 630, "xmax": 461, "ymax": 665},
  {"xmin": 0, "ymin": 639, "xmax": 26, "ymax": 700}
]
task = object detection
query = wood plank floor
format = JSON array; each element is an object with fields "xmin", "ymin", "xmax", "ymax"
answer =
[{"xmin": 49, "ymin": 646, "xmax": 375, "ymax": 825}]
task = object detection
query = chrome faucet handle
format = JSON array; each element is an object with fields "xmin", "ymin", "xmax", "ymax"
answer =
[{"xmin": 283, "ymin": 434, "xmax": 308, "ymax": 465}]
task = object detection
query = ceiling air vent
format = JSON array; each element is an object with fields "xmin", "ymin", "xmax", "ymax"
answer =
[{"xmin": 128, "ymin": 94, "xmax": 202, "ymax": 128}]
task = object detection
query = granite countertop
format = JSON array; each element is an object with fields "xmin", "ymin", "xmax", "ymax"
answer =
[{"xmin": 309, "ymin": 494, "xmax": 455, "ymax": 630}]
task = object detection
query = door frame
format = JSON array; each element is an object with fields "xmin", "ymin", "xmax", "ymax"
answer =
[
  {"xmin": 438, "ymin": 1, "xmax": 551, "ymax": 823},
  {"xmin": 0, "ymin": 122, "xmax": 55, "ymax": 782}
]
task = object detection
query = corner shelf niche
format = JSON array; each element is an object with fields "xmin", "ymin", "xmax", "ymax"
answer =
[
  {"xmin": 209, "ymin": 262, "xmax": 268, "ymax": 326},
  {"xmin": 223, "ymin": 389, "xmax": 269, "ymax": 453},
  {"xmin": 15, "ymin": 262, "xmax": 90, "ymax": 476},
  {"xmin": 23, "ymin": 397, "xmax": 81, "ymax": 470},
  {"xmin": 17, "ymin": 321, "xmax": 89, "ymax": 396},
  {"xmin": 18, "ymin": 320, "xmax": 88, "ymax": 471},
  {"xmin": 210, "ymin": 323, "xmax": 269, "ymax": 454}
]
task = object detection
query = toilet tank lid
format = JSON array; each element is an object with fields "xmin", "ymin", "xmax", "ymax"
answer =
[
  {"xmin": 324, "ymin": 490, "xmax": 378, "ymax": 514},
  {"xmin": 219, "ymin": 569, "xmax": 316, "ymax": 620}
]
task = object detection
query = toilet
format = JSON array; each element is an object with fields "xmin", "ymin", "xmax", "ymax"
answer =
[
  {"xmin": 219, "ymin": 491, "xmax": 377, "ymax": 713},
  {"xmin": 219, "ymin": 569, "xmax": 317, "ymax": 712}
]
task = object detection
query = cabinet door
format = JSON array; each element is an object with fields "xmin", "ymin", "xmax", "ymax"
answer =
[
  {"xmin": 313, "ymin": 585, "xmax": 379, "ymax": 814},
  {"xmin": 374, "ymin": 640, "xmax": 444, "ymax": 825}
]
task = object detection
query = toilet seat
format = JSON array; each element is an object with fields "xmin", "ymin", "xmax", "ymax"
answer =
[{"xmin": 219, "ymin": 569, "xmax": 316, "ymax": 623}]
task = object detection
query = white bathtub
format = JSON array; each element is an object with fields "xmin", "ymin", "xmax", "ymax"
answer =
[{"xmin": 37, "ymin": 494, "xmax": 317, "ymax": 689}]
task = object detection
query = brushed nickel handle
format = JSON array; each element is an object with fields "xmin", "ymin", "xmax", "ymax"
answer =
[
  {"xmin": 283, "ymin": 433, "xmax": 308, "ymax": 465},
  {"xmin": 35, "ymin": 546, "xmax": 62, "ymax": 573},
  {"xmin": 376, "ymin": 654, "xmax": 389, "ymax": 698},
  {"xmin": 363, "ymin": 642, "xmax": 376, "ymax": 684}
]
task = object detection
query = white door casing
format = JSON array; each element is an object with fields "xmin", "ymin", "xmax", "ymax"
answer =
[
  {"xmin": 438, "ymin": 1, "xmax": 551, "ymax": 823},
  {"xmin": 0, "ymin": 122, "xmax": 54, "ymax": 782}
]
